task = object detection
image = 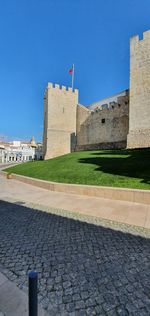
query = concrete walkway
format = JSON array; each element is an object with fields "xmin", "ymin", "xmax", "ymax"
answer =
[
  {"xmin": 0, "ymin": 175, "xmax": 150, "ymax": 229},
  {"xmin": 0, "ymin": 162, "xmax": 19, "ymax": 170}
]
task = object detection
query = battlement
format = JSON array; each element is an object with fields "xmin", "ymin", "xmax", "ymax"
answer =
[
  {"xmin": 130, "ymin": 30, "xmax": 150, "ymax": 46},
  {"xmin": 47, "ymin": 82, "xmax": 78, "ymax": 94},
  {"xmin": 89, "ymin": 102, "xmax": 128, "ymax": 117},
  {"xmin": 88, "ymin": 90, "xmax": 129, "ymax": 112},
  {"xmin": 143, "ymin": 29, "xmax": 150, "ymax": 40}
]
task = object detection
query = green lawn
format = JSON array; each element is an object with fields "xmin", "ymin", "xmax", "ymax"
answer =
[{"xmin": 4, "ymin": 149, "xmax": 150, "ymax": 190}]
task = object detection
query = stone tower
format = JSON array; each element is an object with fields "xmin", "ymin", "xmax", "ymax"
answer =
[
  {"xmin": 127, "ymin": 30, "xmax": 150, "ymax": 148},
  {"xmin": 43, "ymin": 83, "xmax": 78, "ymax": 159}
]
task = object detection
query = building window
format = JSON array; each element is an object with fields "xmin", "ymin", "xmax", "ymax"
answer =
[{"xmin": 101, "ymin": 118, "xmax": 105, "ymax": 124}]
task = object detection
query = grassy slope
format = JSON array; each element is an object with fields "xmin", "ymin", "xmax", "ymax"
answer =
[{"xmin": 4, "ymin": 149, "xmax": 150, "ymax": 190}]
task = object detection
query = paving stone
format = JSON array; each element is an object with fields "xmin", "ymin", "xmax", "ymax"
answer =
[
  {"xmin": 80, "ymin": 291, "xmax": 89, "ymax": 300},
  {"xmin": 63, "ymin": 295, "xmax": 72, "ymax": 304},
  {"xmin": 116, "ymin": 305, "xmax": 129, "ymax": 316},
  {"xmin": 86, "ymin": 307, "xmax": 97, "ymax": 315},
  {"xmin": 75, "ymin": 300, "xmax": 85, "ymax": 310},
  {"xmin": 85, "ymin": 297, "xmax": 96, "ymax": 307},
  {"xmin": 0, "ymin": 200, "xmax": 150, "ymax": 315},
  {"xmin": 75, "ymin": 309, "xmax": 86, "ymax": 316},
  {"xmin": 72, "ymin": 293, "xmax": 81, "ymax": 301},
  {"xmin": 66, "ymin": 302, "xmax": 75, "ymax": 312}
]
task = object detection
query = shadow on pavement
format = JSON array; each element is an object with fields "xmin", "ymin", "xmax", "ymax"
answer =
[{"xmin": 0, "ymin": 199, "xmax": 150, "ymax": 315}]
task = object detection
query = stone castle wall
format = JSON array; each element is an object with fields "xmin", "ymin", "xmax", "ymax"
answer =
[
  {"xmin": 43, "ymin": 30, "xmax": 150, "ymax": 159},
  {"xmin": 43, "ymin": 88, "xmax": 48, "ymax": 158},
  {"xmin": 127, "ymin": 30, "xmax": 150, "ymax": 148},
  {"xmin": 76, "ymin": 94, "xmax": 129, "ymax": 150},
  {"xmin": 43, "ymin": 83, "xmax": 78, "ymax": 159}
]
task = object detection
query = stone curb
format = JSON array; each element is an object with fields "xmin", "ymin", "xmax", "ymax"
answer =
[{"xmin": 1, "ymin": 171, "xmax": 150, "ymax": 205}]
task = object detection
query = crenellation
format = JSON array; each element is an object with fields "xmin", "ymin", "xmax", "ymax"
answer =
[
  {"xmin": 47, "ymin": 82, "xmax": 78, "ymax": 94},
  {"xmin": 74, "ymin": 89, "xmax": 78, "ymax": 95},
  {"xmin": 54, "ymin": 83, "xmax": 60, "ymax": 89},
  {"xmin": 143, "ymin": 29, "xmax": 150, "ymax": 40},
  {"xmin": 47, "ymin": 82, "xmax": 53, "ymax": 89},
  {"xmin": 130, "ymin": 35, "xmax": 139, "ymax": 45},
  {"xmin": 61, "ymin": 85, "xmax": 66, "ymax": 91}
]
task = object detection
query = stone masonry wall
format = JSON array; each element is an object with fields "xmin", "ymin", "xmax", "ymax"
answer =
[
  {"xmin": 76, "ymin": 95, "xmax": 129, "ymax": 150},
  {"xmin": 43, "ymin": 83, "xmax": 78, "ymax": 159},
  {"xmin": 43, "ymin": 88, "xmax": 48, "ymax": 158},
  {"xmin": 127, "ymin": 30, "xmax": 150, "ymax": 148},
  {"xmin": 43, "ymin": 31, "xmax": 150, "ymax": 157}
]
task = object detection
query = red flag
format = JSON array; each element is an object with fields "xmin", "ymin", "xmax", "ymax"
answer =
[{"xmin": 69, "ymin": 67, "xmax": 73, "ymax": 75}]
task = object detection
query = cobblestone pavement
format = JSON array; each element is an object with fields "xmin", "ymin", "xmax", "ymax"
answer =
[{"xmin": 0, "ymin": 200, "xmax": 150, "ymax": 315}]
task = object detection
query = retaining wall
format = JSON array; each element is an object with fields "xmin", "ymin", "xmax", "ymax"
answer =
[{"xmin": 1, "ymin": 172, "xmax": 150, "ymax": 205}]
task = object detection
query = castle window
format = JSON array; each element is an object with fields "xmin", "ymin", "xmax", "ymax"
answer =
[
  {"xmin": 118, "ymin": 104, "xmax": 121, "ymax": 107},
  {"xmin": 125, "ymin": 101, "xmax": 128, "ymax": 105},
  {"xmin": 101, "ymin": 118, "xmax": 105, "ymax": 124}
]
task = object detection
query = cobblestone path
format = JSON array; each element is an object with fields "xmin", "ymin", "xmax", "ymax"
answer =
[{"xmin": 0, "ymin": 200, "xmax": 150, "ymax": 315}]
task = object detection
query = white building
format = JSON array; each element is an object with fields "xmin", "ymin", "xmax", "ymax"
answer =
[
  {"xmin": 0, "ymin": 137, "xmax": 43, "ymax": 163},
  {"xmin": 0, "ymin": 146, "xmax": 5, "ymax": 163}
]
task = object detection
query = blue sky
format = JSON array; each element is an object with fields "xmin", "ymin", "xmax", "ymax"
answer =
[{"xmin": 0, "ymin": 0, "xmax": 150, "ymax": 142}]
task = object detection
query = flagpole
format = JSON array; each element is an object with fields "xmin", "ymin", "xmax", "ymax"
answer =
[{"xmin": 72, "ymin": 64, "xmax": 74, "ymax": 90}]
